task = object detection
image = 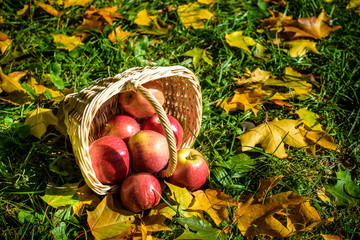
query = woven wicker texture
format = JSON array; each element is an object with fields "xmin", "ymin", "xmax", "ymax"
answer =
[{"xmin": 58, "ymin": 66, "xmax": 202, "ymax": 195}]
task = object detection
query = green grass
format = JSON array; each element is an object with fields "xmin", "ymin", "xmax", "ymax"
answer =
[{"xmin": 1, "ymin": 0, "xmax": 360, "ymax": 239}]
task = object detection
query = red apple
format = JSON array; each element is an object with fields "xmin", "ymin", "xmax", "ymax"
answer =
[
  {"xmin": 119, "ymin": 81, "xmax": 165, "ymax": 118},
  {"xmin": 120, "ymin": 173, "xmax": 162, "ymax": 213},
  {"xmin": 167, "ymin": 148, "xmax": 209, "ymax": 191},
  {"xmin": 128, "ymin": 130, "xmax": 169, "ymax": 173},
  {"xmin": 89, "ymin": 136, "xmax": 130, "ymax": 185},
  {"xmin": 101, "ymin": 115, "xmax": 140, "ymax": 144},
  {"xmin": 142, "ymin": 114, "xmax": 184, "ymax": 149}
]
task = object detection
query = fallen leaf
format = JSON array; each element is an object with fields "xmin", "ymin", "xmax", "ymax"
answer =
[
  {"xmin": 175, "ymin": 216, "xmax": 226, "ymax": 240},
  {"xmin": 63, "ymin": 0, "xmax": 93, "ymax": 8},
  {"xmin": 296, "ymin": 107, "xmax": 324, "ymax": 131},
  {"xmin": 182, "ymin": 48, "xmax": 213, "ymax": 68},
  {"xmin": 299, "ymin": 125, "xmax": 338, "ymax": 151},
  {"xmin": 0, "ymin": 32, "xmax": 12, "ymax": 54},
  {"xmin": 322, "ymin": 234, "xmax": 351, "ymax": 240},
  {"xmin": 238, "ymin": 118, "xmax": 308, "ymax": 158},
  {"xmin": 87, "ymin": 194, "xmax": 136, "ymax": 240},
  {"xmin": 34, "ymin": 0, "xmax": 64, "ymax": 17},
  {"xmin": 261, "ymin": 10, "xmax": 293, "ymax": 30},
  {"xmin": 317, "ymin": 187, "xmax": 331, "ymax": 203},
  {"xmin": 235, "ymin": 67, "xmax": 272, "ymax": 86},
  {"xmin": 178, "ymin": 3, "xmax": 214, "ymax": 29},
  {"xmin": 188, "ymin": 188, "xmax": 237, "ymax": 225},
  {"xmin": 237, "ymin": 191, "xmax": 319, "ymax": 238},
  {"xmin": 282, "ymin": 10, "xmax": 341, "ymax": 40},
  {"xmin": 254, "ymin": 175, "xmax": 284, "ymax": 199},
  {"xmin": 324, "ymin": 169, "xmax": 360, "ymax": 206},
  {"xmin": 72, "ymin": 184, "xmax": 101, "ymax": 217},
  {"xmin": 52, "ymin": 34, "xmax": 83, "ymax": 51},
  {"xmin": 263, "ymin": 67, "xmax": 313, "ymax": 99},
  {"xmin": 108, "ymin": 26, "xmax": 135, "ymax": 48},
  {"xmin": 198, "ymin": 0, "xmax": 217, "ymax": 5},
  {"xmin": 84, "ymin": 5, "xmax": 122, "ymax": 25},
  {"xmin": 347, "ymin": 0, "xmax": 360, "ymax": 14},
  {"xmin": 138, "ymin": 18, "xmax": 173, "ymax": 35},
  {"xmin": 263, "ymin": 0, "xmax": 287, "ymax": 5},
  {"xmin": 26, "ymin": 75, "xmax": 64, "ymax": 102},
  {"xmin": 134, "ymin": 9, "xmax": 156, "ymax": 26},
  {"xmin": 217, "ymin": 87, "xmax": 269, "ymax": 116},
  {"xmin": 285, "ymin": 39, "xmax": 320, "ymax": 57},
  {"xmin": 24, "ymin": 108, "xmax": 58, "ymax": 139},
  {"xmin": 40, "ymin": 182, "xmax": 80, "ymax": 208},
  {"xmin": 17, "ymin": 4, "xmax": 30, "ymax": 16},
  {"xmin": 0, "ymin": 68, "xmax": 27, "ymax": 94},
  {"xmin": 225, "ymin": 31, "xmax": 255, "ymax": 54}
]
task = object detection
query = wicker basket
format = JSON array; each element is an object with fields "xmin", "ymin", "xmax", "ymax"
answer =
[{"xmin": 57, "ymin": 66, "xmax": 202, "ymax": 195}]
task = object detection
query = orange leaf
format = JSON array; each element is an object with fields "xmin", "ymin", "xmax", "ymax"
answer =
[
  {"xmin": 34, "ymin": 0, "xmax": 64, "ymax": 17},
  {"xmin": 188, "ymin": 188, "xmax": 237, "ymax": 225},
  {"xmin": 84, "ymin": 5, "xmax": 122, "ymax": 25},
  {"xmin": 108, "ymin": 26, "xmax": 135, "ymax": 48},
  {"xmin": 283, "ymin": 9, "xmax": 341, "ymax": 40}
]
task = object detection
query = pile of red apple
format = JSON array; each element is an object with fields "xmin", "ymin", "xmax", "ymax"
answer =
[{"xmin": 89, "ymin": 81, "xmax": 209, "ymax": 213}]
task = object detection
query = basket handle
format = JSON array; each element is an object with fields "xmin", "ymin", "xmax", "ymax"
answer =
[{"xmin": 127, "ymin": 80, "xmax": 178, "ymax": 178}]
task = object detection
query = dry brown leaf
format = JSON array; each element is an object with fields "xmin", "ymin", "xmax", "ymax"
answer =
[
  {"xmin": 84, "ymin": 5, "xmax": 122, "ymax": 25},
  {"xmin": 188, "ymin": 188, "xmax": 237, "ymax": 225},
  {"xmin": 34, "ymin": 0, "xmax": 64, "ymax": 17},
  {"xmin": 75, "ymin": 15, "xmax": 105, "ymax": 41},
  {"xmin": 261, "ymin": 10, "xmax": 293, "ymax": 30},
  {"xmin": 238, "ymin": 118, "xmax": 308, "ymax": 158},
  {"xmin": 282, "ymin": 10, "xmax": 341, "ymax": 40},
  {"xmin": 254, "ymin": 175, "xmax": 284, "ymax": 199}
]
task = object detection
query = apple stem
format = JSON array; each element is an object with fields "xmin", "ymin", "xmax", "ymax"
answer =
[{"xmin": 185, "ymin": 154, "xmax": 195, "ymax": 161}]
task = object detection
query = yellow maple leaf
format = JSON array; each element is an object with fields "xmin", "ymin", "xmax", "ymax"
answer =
[
  {"xmin": 198, "ymin": 0, "xmax": 217, "ymax": 4},
  {"xmin": 0, "ymin": 68, "xmax": 28, "ymax": 95},
  {"xmin": 217, "ymin": 87, "xmax": 269, "ymax": 116},
  {"xmin": 178, "ymin": 3, "xmax": 214, "ymax": 29},
  {"xmin": 225, "ymin": 31, "xmax": 255, "ymax": 54},
  {"xmin": 282, "ymin": 9, "xmax": 341, "ymax": 40},
  {"xmin": 72, "ymin": 184, "xmax": 101, "ymax": 217},
  {"xmin": 285, "ymin": 39, "xmax": 320, "ymax": 57},
  {"xmin": 0, "ymin": 32, "xmax": 12, "ymax": 54},
  {"xmin": 63, "ymin": 0, "xmax": 92, "ymax": 8},
  {"xmin": 295, "ymin": 107, "xmax": 324, "ymax": 131},
  {"xmin": 182, "ymin": 47, "xmax": 213, "ymax": 68},
  {"xmin": 25, "ymin": 108, "xmax": 58, "ymax": 139},
  {"xmin": 52, "ymin": 34, "xmax": 83, "ymax": 51},
  {"xmin": 134, "ymin": 9, "xmax": 156, "ymax": 26},
  {"xmin": 34, "ymin": 0, "xmax": 64, "ymax": 17},
  {"xmin": 26, "ymin": 75, "xmax": 64, "ymax": 102},
  {"xmin": 235, "ymin": 67, "xmax": 272, "ymax": 85},
  {"xmin": 238, "ymin": 118, "xmax": 309, "ymax": 158},
  {"xmin": 347, "ymin": 0, "xmax": 360, "ymax": 14},
  {"xmin": 188, "ymin": 188, "xmax": 237, "ymax": 225},
  {"xmin": 263, "ymin": 67, "xmax": 312, "ymax": 99}
]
